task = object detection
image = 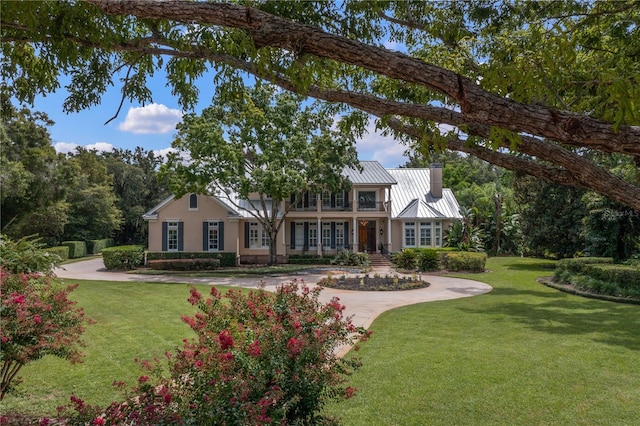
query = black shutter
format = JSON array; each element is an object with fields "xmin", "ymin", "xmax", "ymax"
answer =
[
  {"xmin": 219, "ymin": 222, "xmax": 224, "ymax": 251},
  {"xmin": 303, "ymin": 222, "xmax": 309, "ymax": 251},
  {"xmin": 290, "ymin": 222, "xmax": 296, "ymax": 249},
  {"xmin": 344, "ymin": 191, "xmax": 349, "ymax": 209},
  {"xmin": 330, "ymin": 193, "xmax": 336, "ymax": 208},
  {"xmin": 162, "ymin": 222, "xmax": 168, "ymax": 251},
  {"xmin": 344, "ymin": 221, "xmax": 349, "ymax": 248},
  {"xmin": 244, "ymin": 222, "xmax": 250, "ymax": 248},
  {"xmin": 203, "ymin": 222, "xmax": 208, "ymax": 251},
  {"xmin": 331, "ymin": 222, "xmax": 336, "ymax": 249},
  {"xmin": 303, "ymin": 192, "xmax": 309, "ymax": 208},
  {"xmin": 178, "ymin": 222, "xmax": 184, "ymax": 251}
]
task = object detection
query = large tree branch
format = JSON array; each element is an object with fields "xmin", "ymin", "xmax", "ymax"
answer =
[{"xmin": 85, "ymin": 0, "xmax": 640, "ymax": 157}]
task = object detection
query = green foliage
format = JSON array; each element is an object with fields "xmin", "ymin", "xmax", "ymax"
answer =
[
  {"xmin": 445, "ymin": 207, "xmax": 485, "ymax": 252},
  {"xmin": 61, "ymin": 241, "xmax": 86, "ymax": 259},
  {"xmin": 416, "ymin": 249, "xmax": 440, "ymax": 272},
  {"xmin": 86, "ymin": 238, "xmax": 114, "ymax": 255},
  {"xmin": 440, "ymin": 252, "xmax": 487, "ymax": 272},
  {"xmin": 556, "ymin": 257, "xmax": 614, "ymax": 274},
  {"xmin": 391, "ymin": 249, "xmax": 418, "ymax": 270},
  {"xmin": 146, "ymin": 251, "xmax": 237, "ymax": 268},
  {"xmin": 147, "ymin": 258, "xmax": 221, "ymax": 271},
  {"xmin": 554, "ymin": 257, "xmax": 640, "ymax": 299},
  {"xmin": 42, "ymin": 246, "xmax": 69, "ymax": 262},
  {"xmin": 287, "ymin": 255, "xmax": 333, "ymax": 265},
  {"xmin": 0, "ymin": 235, "xmax": 62, "ymax": 275},
  {"xmin": 101, "ymin": 245, "xmax": 144, "ymax": 270},
  {"xmin": 331, "ymin": 250, "xmax": 370, "ymax": 268}
]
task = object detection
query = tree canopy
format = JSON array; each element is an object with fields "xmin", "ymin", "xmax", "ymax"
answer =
[{"xmin": 2, "ymin": 0, "xmax": 639, "ymax": 209}]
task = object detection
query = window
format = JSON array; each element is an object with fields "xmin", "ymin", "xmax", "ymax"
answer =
[
  {"xmin": 335, "ymin": 223, "xmax": 344, "ymax": 248},
  {"xmin": 420, "ymin": 222, "xmax": 432, "ymax": 247},
  {"xmin": 167, "ymin": 221, "xmax": 179, "ymax": 251},
  {"xmin": 435, "ymin": 222, "xmax": 442, "ymax": 247},
  {"xmin": 322, "ymin": 192, "xmax": 331, "ymax": 208},
  {"xmin": 262, "ymin": 226, "xmax": 270, "ymax": 248},
  {"xmin": 248, "ymin": 222, "xmax": 269, "ymax": 249},
  {"xmin": 189, "ymin": 194, "xmax": 198, "ymax": 210},
  {"xmin": 335, "ymin": 193, "xmax": 345, "ymax": 209},
  {"xmin": 295, "ymin": 222, "xmax": 304, "ymax": 249},
  {"xmin": 322, "ymin": 222, "xmax": 332, "ymax": 247},
  {"xmin": 308, "ymin": 192, "xmax": 317, "ymax": 209},
  {"xmin": 404, "ymin": 222, "xmax": 416, "ymax": 247},
  {"xmin": 208, "ymin": 222, "xmax": 219, "ymax": 251},
  {"xmin": 358, "ymin": 191, "xmax": 376, "ymax": 209},
  {"xmin": 308, "ymin": 223, "xmax": 318, "ymax": 247}
]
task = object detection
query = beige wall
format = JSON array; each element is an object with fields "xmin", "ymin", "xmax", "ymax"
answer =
[{"xmin": 147, "ymin": 195, "xmax": 238, "ymax": 253}]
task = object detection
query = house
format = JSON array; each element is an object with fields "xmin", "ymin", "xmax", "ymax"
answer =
[{"xmin": 142, "ymin": 162, "xmax": 462, "ymax": 264}]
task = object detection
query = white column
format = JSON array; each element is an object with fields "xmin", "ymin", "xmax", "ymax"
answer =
[
  {"xmin": 317, "ymin": 218, "xmax": 322, "ymax": 256},
  {"xmin": 352, "ymin": 217, "xmax": 358, "ymax": 252}
]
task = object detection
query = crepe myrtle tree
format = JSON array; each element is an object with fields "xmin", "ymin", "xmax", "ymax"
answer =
[
  {"xmin": 2, "ymin": 1, "xmax": 640, "ymax": 211},
  {"xmin": 159, "ymin": 83, "xmax": 358, "ymax": 265}
]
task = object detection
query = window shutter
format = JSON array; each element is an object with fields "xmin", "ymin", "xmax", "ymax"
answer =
[
  {"xmin": 330, "ymin": 193, "xmax": 336, "ymax": 208},
  {"xmin": 290, "ymin": 222, "xmax": 296, "ymax": 249},
  {"xmin": 162, "ymin": 222, "xmax": 168, "ymax": 251},
  {"xmin": 244, "ymin": 222, "xmax": 250, "ymax": 248},
  {"xmin": 219, "ymin": 222, "xmax": 224, "ymax": 251},
  {"xmin": 303, "ymin": 222, "xmax": 309, "ymax": 250},
  {"xmin": 304, "ymin": 192, "xmax": 309, "ymax": 208},
  {"xmin": 343, "ymin": 191, "xmax": 349, "ymax": 209},
  {"xmin": 178, "ymin": 222, "xmax": 184, "ymax": 251},
  {"xmin": 203, "ymin": 222, "xmax": 208, "ymax": 251},
  {"xmin": 331, "ymin": 222, "xmax": 336, "ymax": 248},
  {"xmin": 344, "ymin": 221, "xmax": 349, "ymax": 247}
]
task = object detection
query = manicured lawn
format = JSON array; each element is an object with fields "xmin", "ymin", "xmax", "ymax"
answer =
[
  {"xmin": 324, "ymin": 257, "xmax": 640, "ymax": 425},
  {"xmin": 4, "ymin": 258, "xmax": 639, "ymax": 424},
  {"xmin": 1, "ymin": 280, "xmax": 221, "ymax": 417}
]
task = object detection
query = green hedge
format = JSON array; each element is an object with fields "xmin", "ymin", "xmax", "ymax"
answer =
[
  {"xmin": 87, "ymin": 238, "xmax": 114, "ymax": 255},
  {"xmin": 102, "ymin": 245, "xmax": 145, "ymax": 270},
  {"xmin": 62, "ymin": 241, "xmax": 87, "ymax": 259},
  {"xmin": 553, "ymin": 258, "xmax": 640, "ymax": 299},
  {"xmin": 391, "ymin": 248, "xmax": 460, "ymax": 271},
  {"xmin": 557, "ymin": 257, "xmax": 614, "ymax": 273},
  {"xmin": 146, "ymin": 252, "xmax": 237, "ymax": 268},
  {"xmin": 43, "ymin": 246, "xmax": 70, "ymax": 262},
  {"xmin": 287, "ymin": 255, "xmax": 333, "ymax": 265},
  {"xmin": 147, "ymin": 258, "xmax": 221, "ymax": 271},
  {"xmin": 441, "ymin": 252, "xmax": 487, "ymax": 272}
]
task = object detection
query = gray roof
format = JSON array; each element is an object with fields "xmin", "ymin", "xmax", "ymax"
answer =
[
  {"xmin": 387, "ymin": 168, "xmax": 462, "ymax": 220},
  {"xmin": 343, "ymin": 161, "xmax": 397, "ymax": 185}
]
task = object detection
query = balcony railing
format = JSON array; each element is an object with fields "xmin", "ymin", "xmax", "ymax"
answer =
[
  {"xmin": 357, "ymin": 201, "xmax": 388, "ymax": 212},
  {"xmin": 285, "ymin": 200, "xmax": 390, "ymax": 212}
]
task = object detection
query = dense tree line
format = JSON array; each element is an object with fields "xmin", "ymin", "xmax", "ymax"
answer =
[
  {"xmin": 408, "ymin": 152, "xmax": 640, "ymax": 261},
  {"xmin": 1, "ymin": 104, "xmax": 169, "ymax": 247}
]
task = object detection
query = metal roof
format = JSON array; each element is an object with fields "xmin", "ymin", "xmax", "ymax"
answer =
[
  {"xmin": 343, "ymin": 161, "xmax": 397, "ymax": 185},
  {"xmin": 386, "ymin": 168, "xmax": 462, "ymax": 219}
]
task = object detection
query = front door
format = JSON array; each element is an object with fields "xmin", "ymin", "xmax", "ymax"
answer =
[{"xmin": 358, "ymin": 220, "xmax": 377, "ymax": 252}]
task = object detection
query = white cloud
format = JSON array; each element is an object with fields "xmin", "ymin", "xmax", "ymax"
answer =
[
  {"xmin": 86, "ymin": 142, "xmax": 114, "ymax": 152},
  {"xmin": 54, "ymin": 141, "xmax": 114, "ymax": 154},
  {"xmin": 355, "ymin": 122, "xmax": 408, "ymax": 168},
  {"xmin": 118, "ymin": 103, "xmax": 183, "ymax": 134},
  {"xmin": 153, "ymin": 147, "xmax": 179, "ymax": 161}
]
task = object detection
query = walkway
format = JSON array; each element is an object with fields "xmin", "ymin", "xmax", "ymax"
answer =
[{"xmin": 55, "ymin": 258, "xmax": 492, "ymax": 330}]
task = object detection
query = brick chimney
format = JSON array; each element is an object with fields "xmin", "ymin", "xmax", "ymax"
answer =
[{"xmin": 430, "ymin": 163, "xmax": 442, "ymax": 198}]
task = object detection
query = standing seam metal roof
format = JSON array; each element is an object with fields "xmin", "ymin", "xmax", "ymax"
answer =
[{"xmin": 343, "ymin": 161, "xmax": 397, "ymax": 185}]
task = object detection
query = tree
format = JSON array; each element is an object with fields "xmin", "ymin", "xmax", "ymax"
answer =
[
  {"xmin": 2, "ymin": 1, "xmax": 639, "ymax": 210},
  {"xmin": 160, "ymin": 83, "xmax": 358, "ymax": 265}
]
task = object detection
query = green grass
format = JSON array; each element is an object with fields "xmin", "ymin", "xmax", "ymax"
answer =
[
  {"xmin": 324, "ymin": 257, "xmax": 640, "ymax": 425},
  {"xmin": 1, "ymin": 280, "xmax": 225, "ymax": 417},
  {"xmin": 3, "ymin": 258, "xmax": 639, "ymax": 424},
  {"xmin": 131, "ymin": 264, "xmax": 324, "ymax": 277}
]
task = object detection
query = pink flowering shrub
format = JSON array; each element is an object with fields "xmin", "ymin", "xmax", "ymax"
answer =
[
  {"xmin": 64, "ymin": 280, "xmax": 370, "ymax": 425},
  {"xmin": 0, "ymin": 268, "xmax": 88, "ymax": 400}
]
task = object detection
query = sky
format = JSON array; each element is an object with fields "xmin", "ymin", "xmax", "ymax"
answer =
[{"xmin": 33, "ymin": 69, "xmax": 412, "ymax": 169}]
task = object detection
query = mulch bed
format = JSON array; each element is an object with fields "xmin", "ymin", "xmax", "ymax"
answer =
[{"xmin": 319, "ymin": 275, "xmax": 430, "ymax": 291}]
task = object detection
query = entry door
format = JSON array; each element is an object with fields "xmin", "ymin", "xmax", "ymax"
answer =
[{"xmin": 358, "ymin": 225, "xmax": 368, "ymax": 252}]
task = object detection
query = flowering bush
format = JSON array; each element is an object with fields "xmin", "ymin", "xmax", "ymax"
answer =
[
  {"xmin": 0, "ymin": 268, "xmax": 88, "ymax": 400},
  {"xmin": 64, "ymin": 280, "xmax": 370, "ymax": 425}
]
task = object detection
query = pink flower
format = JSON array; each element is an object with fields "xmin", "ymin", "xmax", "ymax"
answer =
[
  {"xmin": 93, "ymin": 417, "xmax": 105, "ymax": 425},
  {"xmin": 187, "ymin": 288, "xmax": 202, "ymax": 305},
  {"xmin": 138, "ymin": 375, "xmax": 149, "ymax": 383},
  {"xmin": 218, "ymin": 329, "xmax": 234, "ymax": 350},
  {"xmin": 248, "ymin": 340, "xmax": 260, "ymax": 357},
  {"xmin": 1, "ymin": 336, "xmax": 8, "ymax": 343},
  {"xmin": 34, "ymin": 314, "xmax": 42, "ymax": 324},
  {"xmin": 345, "ymin": 386, "xmax": 357, "ymax": 399},
  {"xmin": 11, "ymin": 293, "xmax": 26, "ymax": 305},
  {"xmin": 287, "ymin": 337, "xmax": 302, "ymax": 357}
]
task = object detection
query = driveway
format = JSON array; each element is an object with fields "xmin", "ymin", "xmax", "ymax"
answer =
[{"xmin": 55, "ymin": 257, "xmax": 492, "ymax": 331}]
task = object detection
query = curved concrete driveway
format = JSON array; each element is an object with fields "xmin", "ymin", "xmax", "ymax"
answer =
[{"xmin": 55, "ymin": 258, "xmax": 492, "ymax": 330}]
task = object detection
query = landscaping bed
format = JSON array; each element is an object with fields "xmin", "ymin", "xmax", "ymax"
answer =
[{"xmin": 318, "ymin": 274, "xmax": 430, "ymax": 291}]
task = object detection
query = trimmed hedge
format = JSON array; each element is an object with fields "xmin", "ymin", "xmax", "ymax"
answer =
[
  {"xmin": 146, "ymin": 251, "xmax": 237, "ymax": 268},
  {"xmin": 556, "ymin": 257, "xmax": 614, "ymax": 273},
  {"xmin": 62, "ymin": 241, "xmax": 86, "ymax": 259},
  {"xmin": 43, "ymin": 246, "xmax": 70, "ymax": 262},
  {"xmin": 147, "ymin": 258, "xmax": 221, "ymax": 271},
  {"xmin": 102, "ymin": 245, "xmax": 145, "ymax": 270},
  {"xmin": 391, "ymin": 248, "xmax": 461, "ymax": 271},
  {"xmin": 441, "ymin": 252, "xmax": 487, "ymax": 272},
  {"xmin": 553, "ymin": 257, "xmax": 640, "ymax": 299},
  {"xmin": 287, "ymin": 255, "xmax": 333, "ymax": 265},
  {"xmin": 87, "ymin": 238, "xmax": 114, "ymax": 255}
]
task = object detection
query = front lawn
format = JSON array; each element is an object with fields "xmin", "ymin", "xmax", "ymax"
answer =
[{"xmin": 324, "ymin": 257, "xmax": 640, "ymax": 424}]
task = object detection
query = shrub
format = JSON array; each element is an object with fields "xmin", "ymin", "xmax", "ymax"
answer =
[
  {"xmin": 391, "ymin": 249, "xmax": 418, "ymax": 270},
  {"xmin": 331, "ymin": 250, "xmax": 371, "ymax": 268},
  {"xmin": 441, "ymin": 252, "xmax": 487, "ymax": 272},
  {"xmin": 102, "ymin": 245, "xmax": 145, "ymax": 270},
  {"xmin": 556, "ymin": 257, "xmax": 614, "ymax": 274},
  {"xmin": 416, "ymin": 249, "xmax": 440, "ymax": 272},
  {"xmin": 43, "ymin": 246, "xmax": 70, "ymax": 262},
  {"xmin": 287, "ymin": 254, "xmax": 333, "ymax": 265},
  {"xmin": 0, "ymin": 235, "xmax": 62, "ymax": 275},
  {"xmin": 147, "ymin": 258, "xmax": 221, "ymax": 271},
  {"xmin": 146, "ymin": 251, "xmax": 237, "ymax": 267},
  {"xmin": 62, "ymin": 241, "xmax": 87, "ymax": 259},
  {"xmin": 63, "ymin": 281, "xmax": 370, "ymax": 424},
  {"xmin": 86, "ymin": 238, "xmax": 114, "ymax": 255},
  {"xmin": 0, "ymin": 268, "xmax": 88, "ymax": 400}
]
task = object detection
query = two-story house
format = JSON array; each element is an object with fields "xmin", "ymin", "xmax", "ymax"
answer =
[{"xmin": 143, "ymin": 161, "xmax": 462, "ymax": 264}]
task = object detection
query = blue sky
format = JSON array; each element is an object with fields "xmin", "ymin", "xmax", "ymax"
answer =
[{"xmin": 34, "ymin": 70, "xmax": 411, "ymax": 168}]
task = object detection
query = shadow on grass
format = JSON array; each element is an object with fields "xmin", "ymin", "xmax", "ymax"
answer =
[
  {"xmin": 460, "ymin": 290, "xmax": 640, "ymax": 351},
  {"xmin": 505, "ymin": 260, "xmax": 557, "ymax": 271}
]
